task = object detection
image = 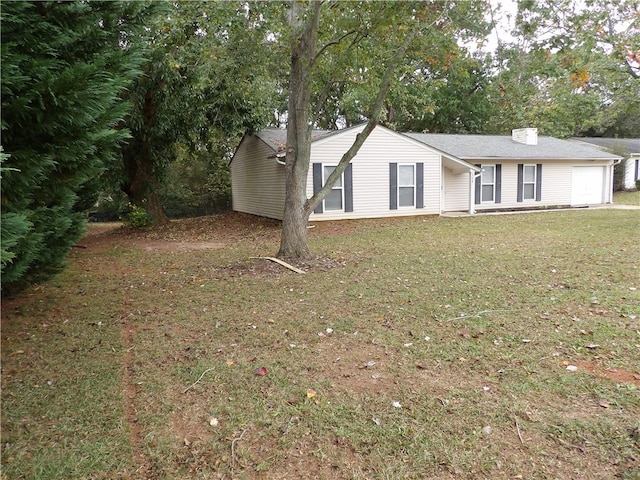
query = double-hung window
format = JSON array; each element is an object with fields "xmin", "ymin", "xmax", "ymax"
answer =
[
  {"xmin": 522, "ymin": 165, "xmax": 537, "ymax": 200},
  {"xmin": 517, "ymin": 163, "xmax": 542, "ymax": 202},
  {"xmin": 389, "ymin": 163, "xmax": 424, "ymax": 210},
  {"xmin": 323, "ymin": 165, "xmax": 343, "ymax": 210},
  {"xmin": 398, "ymin": 164, "xmax": 415, "ymax": 207},
  {"xmin": 481, "ymin": 165, "xmax": 496, "ymax": 202},
  {"xmin": 312, "ymin": 163, "xmax": 353, "ymax": 214}
]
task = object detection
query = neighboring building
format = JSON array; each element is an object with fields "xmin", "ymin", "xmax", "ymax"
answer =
[
  {"xmin": 571, "ymin": 137, "xmax": 640, "ymax": 190},
  {"xmin": 229, "ymin": 125, "xmax": 621, "ymax": 221}
]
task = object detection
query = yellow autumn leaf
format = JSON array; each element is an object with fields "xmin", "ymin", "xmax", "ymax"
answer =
[
  {"xmin": 306, "ymin": 389, "xmax": 317, "ymax": 399},
  {"xmin": 226, "ymin": 359, "xmax": 234, "ymax": 366}
]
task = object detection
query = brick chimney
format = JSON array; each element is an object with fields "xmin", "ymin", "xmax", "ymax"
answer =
[{"xmin": 512, "ymin": 128, "xmax": 538, "ymax": 145}]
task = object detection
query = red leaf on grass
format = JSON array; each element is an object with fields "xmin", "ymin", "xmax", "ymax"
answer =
[{"xmin": 254, "ymin": 367, "xmax": 267, "ymax": 376}]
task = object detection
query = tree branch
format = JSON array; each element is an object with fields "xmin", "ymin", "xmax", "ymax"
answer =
[
  {"xmin": 605, "ymin": 11, "xmax": 640, "ymax": 79},
  {"xmin": 305, "ymin": 25, "xmax": 420, "ymax": 214},
  {"xmin": 313, "ymin": 29, "xmax": 359, "ymax": 64}
]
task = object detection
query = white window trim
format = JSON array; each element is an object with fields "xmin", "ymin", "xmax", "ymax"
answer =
[
  {"xmin": 322, "ymin": 164, "xmax": 344, "ymax": 211},
  {"xmin": 523, "ymin": 164, "xmax": 537, "ymax": 201},
  {"xmin": 481, "ymin": 165, "xmax": 495, "ymax": 203},
  {"xmin": 397, "ymin": 163, "xmax": 416, "ymax": 208}
]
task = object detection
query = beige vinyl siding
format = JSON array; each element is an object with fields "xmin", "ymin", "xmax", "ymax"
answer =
[
  {"xmin": 307, "ymin": 126, "xmax": 442, "ymax": 221},
  {"xmin": 442, "ymin": 168, "xmax": 470, "ymax": 212},
  {"xmin": 473, "ymin": 160, "xmax": 613, "ymax": 211},
  {"xmin": 230, "ymin": 136, "xmax": 286, "ymax": 220}
]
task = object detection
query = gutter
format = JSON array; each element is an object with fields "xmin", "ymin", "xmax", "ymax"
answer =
[
  {"xmin": 468, "ymin": 169, "xmax": 483, "ymax": 215},
  {"xmin": 461, "ymin": 157, "xmax": 620, "ymax": 162}
]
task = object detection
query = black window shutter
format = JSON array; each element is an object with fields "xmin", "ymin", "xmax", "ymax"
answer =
[
  {"xmin": 389, "ymin": 163, "xmax": 398, "ymax": 210},
  {"xmin": 495, "ymin": 164, "xmax": 502, "ymax": 204},
  {"xmin": 344, "ymin": 163, "xmax": 353, "ymax": 212},
  {"xmin": 474, "ymin": 164, "xmax": 481, "ymax": 204},
  {"xmin": 635, "ymin": 159, "xmax": 639, "ymax": 181},
  {"xmin": 416, "ymin": 163, "xmax": 424, "ymax": 208},
  {"xmin": 313, "ymin": 163, "xmax": 323, "ymax": 214},
  {"xmin": 517, "ymin": 164, "xmax": 524, "ymax": 202},
  {"xmin": 535, "ymin": 163, "xmax": 542, "ymax": 201}
]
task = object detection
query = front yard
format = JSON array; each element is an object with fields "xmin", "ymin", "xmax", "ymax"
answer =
[{"xmin": 2, "ymin": 208, "xmax": 639, "ymax": 479}]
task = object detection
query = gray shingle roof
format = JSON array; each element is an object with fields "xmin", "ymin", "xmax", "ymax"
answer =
[
  {"xmin": 254, "ymin": 127, "xmax": 622, "ymax": 161},
  {"xmin": 570, "ymin": 137, "xmax": 640, "ymax": 155},
  {"xmin": 256, "ymin": 128, "xmax": 333, "ymax": 152},
  {"xmin": 404, "ymin": 133, "xmax": 621, "ymax": 161}
]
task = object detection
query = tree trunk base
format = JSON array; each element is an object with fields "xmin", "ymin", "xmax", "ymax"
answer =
[{"xmin": 277, "ymin": 209, "xmax": 310, "ymax": 259}]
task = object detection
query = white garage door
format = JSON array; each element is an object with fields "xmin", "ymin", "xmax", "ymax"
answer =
[{"xmin": 571, "ymin": 167, "xmax": 604, "ymax": 205}]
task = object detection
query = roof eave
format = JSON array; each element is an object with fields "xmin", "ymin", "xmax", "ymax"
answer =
[
  {"xmin": 399, "ymin": 133, "xmax": 480, "ymax": 172},
  {"xmin": 460, "ymin": 156, "xmax": 620, "ymax": 162}
]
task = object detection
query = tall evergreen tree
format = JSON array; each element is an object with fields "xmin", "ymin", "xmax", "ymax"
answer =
[{"xmin": 1, "ymin": 1, "xmax": 143, "ymax": 292}]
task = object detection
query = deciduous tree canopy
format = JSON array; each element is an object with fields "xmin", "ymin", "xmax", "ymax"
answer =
[{"xmin": 114, "ymin": 1, "xmax": 280, "ymax": 224}]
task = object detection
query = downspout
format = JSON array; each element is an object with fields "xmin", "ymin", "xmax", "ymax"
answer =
[
  {"xmin": 610, "ymin": 158, "xmax": 622, "ymax": 204},
  {"xmin": 469, "ymin": 169, "xmax": 482, "ymax": 215}
]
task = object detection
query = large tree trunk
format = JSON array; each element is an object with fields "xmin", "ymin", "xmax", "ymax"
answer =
[
  {"xmin": 277, "ymin": 2, "xmax": 418, "ymax": 258},
  {"xmin": 277, "ymin": 1, "xmax": 321, "ymax": 259},
  {"xmin": 121, "ymin": 89, "xmax": 169, "ymax": 225},
  {"xmin": 121, "ymin": 150, "xmax": 169, "ymax": 225}
]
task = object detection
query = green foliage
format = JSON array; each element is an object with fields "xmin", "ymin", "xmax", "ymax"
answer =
[
  {"xmin": 299, "ymin": 1, "xmax": 491, "ymax": 131},
  {"xmin": 389, "ymin": 53, "xmax": 493, "ymax": 133},
  {"xmin": 0, "ymin": 150, "xmax": 29, "ymax": 274},
  {"xmin": 0, "ymin": 1, "xmax": 143, "ymax": 292},
  {"xmin": 114, "ymin": 2, "xmax": 280, "ymax": 222},
  {"xmin": 485, "ymin": 0, "xmax": 640, "ymax": 137},
  {"xmin": 123, "ymin": 203, "xmax": 153, "ymax": 230},
  {"xmin": 158, "ymin": 143, "xmax": 232, "ymax": 218}
]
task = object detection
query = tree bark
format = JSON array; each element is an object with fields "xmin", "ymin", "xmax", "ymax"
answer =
[
  {"xmin": 121, "ymin": 88, "xmax": 169, "ymax": 225},
  {"xmin": 277, "ymin": 2, "xmax": 419, "ymax": 258},
  {"xmin": 277, "ymin": 1, "xmax": 321, "ymax": 259},
  {"xmin": 121, "ymin": 150, "xmax": 169, "ymax": 225}
]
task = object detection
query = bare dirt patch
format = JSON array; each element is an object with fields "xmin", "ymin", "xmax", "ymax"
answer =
[
  {"xmin": 80, "ymin": 212, "xmax": 412, "ymax": 255},
  {"xmin": 79, "ymin": 214, "xmax": 352, "ymax": 274},
  {"xmin": 210, "ymin": 254, "xmax": 345, "ymax": 278},
  {"xmin": 79, "ymin": 212, "xmax": 282, "ymax": 252},
  {"xmin": 575, "ymin": 361, "xmax": 640, "ymax": 387}
]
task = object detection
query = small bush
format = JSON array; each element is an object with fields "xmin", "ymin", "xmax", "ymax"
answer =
[{"xmin": 124, "ymin": 204, "xmax": 153, "ymax": 229}]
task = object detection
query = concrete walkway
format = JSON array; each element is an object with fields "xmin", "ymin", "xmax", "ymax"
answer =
[
  {"xmin": 441, "ymin": 204, "xmax": 640, "ymax": 218},
  {"xmin": 590, "ymin": 204, "xmax": 640, "ymax": 210}
]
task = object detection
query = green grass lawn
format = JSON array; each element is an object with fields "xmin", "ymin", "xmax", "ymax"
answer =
[
  {"xmin": 615, "ymin": 190, "xmax": 640, "ymax": 206},
  {"xmin": 2, "ymin": 209, "xmax": 639, "ymax": 479}
]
